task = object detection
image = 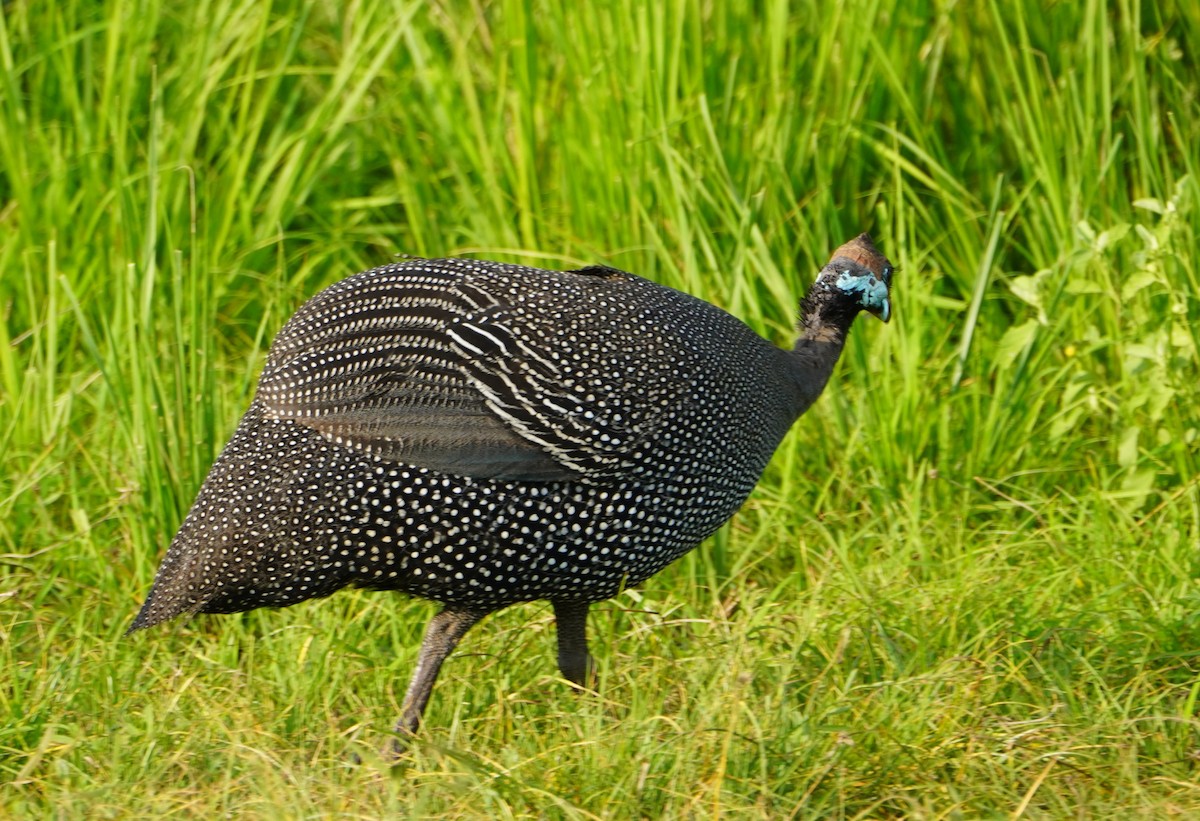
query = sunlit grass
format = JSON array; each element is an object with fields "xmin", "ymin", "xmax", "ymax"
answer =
[{"xmin": 2, "ymin": 0, "xmax": 1198, "ymax": 817}]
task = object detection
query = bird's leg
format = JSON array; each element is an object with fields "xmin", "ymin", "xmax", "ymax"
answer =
[
  {"xmin": 391, "ymin": 606, "xmax": 484, "ymax": 749},
  {"xmin": 552, "ymin": 599, "xmax": 595, "ymax": 689}
]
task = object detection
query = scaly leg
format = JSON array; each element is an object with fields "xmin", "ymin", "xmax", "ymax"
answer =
[
  {"xmin": 552, "ymin": 599, "xmax": 595, "ymax": 689},
  {"xmin": 392, "ymin": 607, "xmax": 485, "ymax": 747}
]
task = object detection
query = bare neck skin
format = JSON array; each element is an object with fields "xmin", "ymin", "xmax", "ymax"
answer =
[{"xmin": 781, "ymin": 296, "xmax": 852, "ymax": 420}]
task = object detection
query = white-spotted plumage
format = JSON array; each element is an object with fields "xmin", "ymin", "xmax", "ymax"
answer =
[{"xmin": 130, "ymin": 235, "xmax": 894, "ymax": 742}]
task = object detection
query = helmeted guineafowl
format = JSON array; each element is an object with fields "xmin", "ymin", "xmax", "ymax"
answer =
[{"xmin": 130, "ymin": 233, "xmax": 893, "ymax": 742}]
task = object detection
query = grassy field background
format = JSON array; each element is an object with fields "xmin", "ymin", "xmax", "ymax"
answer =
[{"xmin": 3, "ymin": 0, "xmax": 1199, "ymax": 816}]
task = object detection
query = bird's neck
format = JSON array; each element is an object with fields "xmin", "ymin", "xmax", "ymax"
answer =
[{"xmin": 780, "ymin": 289, "xmax": 855, "ymax": 418}]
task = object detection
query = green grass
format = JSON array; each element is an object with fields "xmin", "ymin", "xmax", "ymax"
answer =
[{"xmin": 2, "ymin": 0, "xmax": 1199, "ymax": 816}]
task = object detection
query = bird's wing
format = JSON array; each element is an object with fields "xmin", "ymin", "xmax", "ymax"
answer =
[{"xmin": 257, "ymin": 259, "xmax": 700, "ymax": 482}]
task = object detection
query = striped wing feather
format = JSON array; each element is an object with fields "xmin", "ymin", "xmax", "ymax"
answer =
[{"xmin": 257, "ymin": 259, "xmax": 697, "ymax": 482}]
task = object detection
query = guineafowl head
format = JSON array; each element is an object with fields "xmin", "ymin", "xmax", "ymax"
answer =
[{"xmin": 804, "ymin": 233, "xmax": 894, "ymax": 327}]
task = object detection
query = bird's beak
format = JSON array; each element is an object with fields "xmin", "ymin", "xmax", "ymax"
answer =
[{"xmin": 868, "ymin": 297, "xmax": 891, "ymax": 323}]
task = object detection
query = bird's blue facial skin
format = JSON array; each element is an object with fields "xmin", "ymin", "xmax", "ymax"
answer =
[{"xmin": 835, "ymin": 269, "xmax": 891, "ymax": 322}]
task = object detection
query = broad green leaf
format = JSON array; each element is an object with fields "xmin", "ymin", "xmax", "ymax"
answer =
[
  {"xmin": 1008, "ymin": 274, "xmax": 1043, "ymax": 309},
  {"xmin": 1118, "ymin": 426, "xmax": 1140, "ymax": 468},
  {"xmin": 1097, "ymin": 223, "xmax": 1130, "ymax": 251},
  {"xmin": 1065, "ymin": 277, "xmax": 1105, "ymax": 295},
  {"xmin": 1121, "ymin": 269, "xmax": 1162, "ymax": 299},
  {"xmin": 994, "ymin": 319, "xmax": 1039, "ymax": 369}
]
